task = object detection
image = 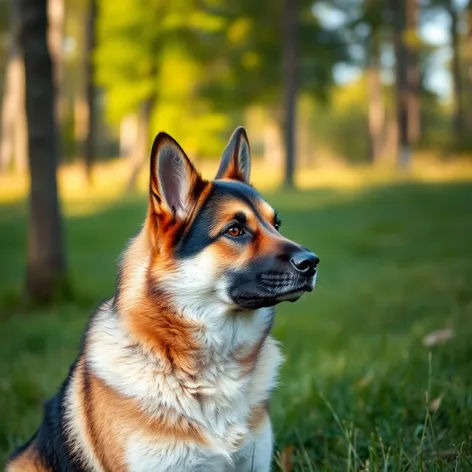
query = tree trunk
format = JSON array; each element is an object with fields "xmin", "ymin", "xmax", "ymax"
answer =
[
  {"xmin": 282, "ymin": 0, "xmax": 297, "ymax": 187},
  {"xmin": 406, "ymin": 0, "xmax": 421, "ymax": 144},
  {"xmin": 14, "ymin": 64, "xmax": 28, "ymax": 174},
  {"xmin": 390, "ymin": 0, "xmax": 411, "ymax": 169},
  {"xmin": 20, "ymin": 0, "xmax": 68, "ymax": 302},
  {"xmin": 126, "ymin": 98, "xmax": 154, "ymax": 192},
  {"xmin": 366, "ymin": 0, "xmax": 384, "ymax": 164},
  {"xmin": 82, "ymin": 0, "xmax": 97, "ymax": 184},
  {"xmin": 119, "ymin": 114, "xmax": 138, "ymax": 157},
  {"xmin": 47, "ymin": 0, "xmax": 64, "ymax": 125},
  {"xmin": 0, "ymin": 47, "xmax": 19, "ymax": 172},
  {"xmin": 263, "ymin": 116, "xmax": 284, "ymax": 169},
  {"xmin": 446, "ymin": 0, "xmax": 465, "ymax": 138},
  {"xmin": 0, "ymin": 0, "xmax": 27, "ymax": 173},
  {"xmin": 466, "ymin": 0, "xmax": 472, "ymax": 131}
]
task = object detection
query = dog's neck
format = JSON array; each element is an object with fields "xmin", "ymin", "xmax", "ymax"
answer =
[{"xmin": 112, "ymin": 231, "xmax": 274, "ymax": 374}]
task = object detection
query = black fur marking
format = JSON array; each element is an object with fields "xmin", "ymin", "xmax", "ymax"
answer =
[
  {"xmin": 234, "ymin": 212, "xmax": 247, "ymax": 225},
  {"xmin": 175, "ymin": 180, "xmax": 268, "ymax": 258}
]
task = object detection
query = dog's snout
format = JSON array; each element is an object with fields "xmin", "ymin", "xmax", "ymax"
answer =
[{"xmin": 290, "ymin": 250, "xmax": 319, "ymax": 277}]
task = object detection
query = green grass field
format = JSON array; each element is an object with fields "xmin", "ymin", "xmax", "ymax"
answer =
[{"xmin": 1, "ymin": 180, "xmax": 471, "ymax": 470}]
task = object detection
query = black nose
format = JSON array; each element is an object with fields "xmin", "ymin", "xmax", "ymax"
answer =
[{"xmin": 290, "ymin": 250, "xmax": 319, "ymax": 277}]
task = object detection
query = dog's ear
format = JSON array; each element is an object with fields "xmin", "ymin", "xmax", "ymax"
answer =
[
  {"xmin": 215, "ymin": 126, "xmax": 251, "ymax": 184},
  {"xmin": 149, "ymin": 132, "xmax": 202, "ymax": 220}
]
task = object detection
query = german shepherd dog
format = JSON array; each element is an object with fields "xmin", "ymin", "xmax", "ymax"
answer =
[{"xmin": 7, "ymin": 128, "xmax": 319, "ymax": 472}]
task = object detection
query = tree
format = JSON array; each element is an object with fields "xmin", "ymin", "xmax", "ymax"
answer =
[
  {"xmin": 79, "ymin": 0, "xmax": 97, "ymax": 184},
  {"xmin": 445, "ymin": 0, "xmax": 465, "ymax": 138},
  {"xmin": 365, "ymin": 0, "xmax": 385, "ymax": 163},
  {"xmin": 95, "ymin": 0, "xmax": 229, "ymax": 190},
  {"xmin": 0, "ymin": 0, "xmax": 27, "ymax": 174},
  {"xmin": 406, "ymin": 0, "xmax": 421, "ymax": 144},
  {"xmin": 48, "ymin": 0, "xmax": 65, "ymax": 124},
  {"xmin": 126, "ymin": 96, "xmax": 154, "ymax": 191},
  {"xmin": 283, "ymin": 0, "xmax": 297, "ymax": 187},
  {"xmin": 390, "ymin": 0, "xmax": 411, "ymax": 168},
  {"xmin": 198, "ymin": 0, "xmax": 345, "ymax": 182},
  {"xmin": 467, "ymin": 0, "xmax": 472, "ymax": 131},
  {"xmin": 19, "ymin": 0, "xmax": 68, "ymax": 301}
]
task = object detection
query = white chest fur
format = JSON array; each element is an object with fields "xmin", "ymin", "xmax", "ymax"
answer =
[{"xmin": 85, "ymin": 304, "xmax": 283, "ymax": 472}]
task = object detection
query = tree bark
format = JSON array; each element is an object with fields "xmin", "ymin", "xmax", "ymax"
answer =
[
  {"xmin": 0, "ymin": 0, "xmax": 27, "ymax": 173},
  {"xmin": 20, "ymin": 0, "xmax": 68, "ymax": 302},
  {"xmin": 466, "ymin": 0, "xmax": 472, "ymax": 131},
  {"xmin": 282, "ymin": 0, "xmax": 297, "ymax": 187},
  {"xmin": 406, "ymin": 0, "xmax": 421, "ymax": 144},
  {"xmin": 366, "ymin": 0, "xmax": 384, "ymax": 164},
  {"xmin": 446, "ymin": 0, "xmax": 465, "ymax": 138},
  {"xmin": 13, "ymin": 64, "xmax": 28, "ymax": 173},
  {"xmin": 0, "ymin": 47, "xmax": 19, "ymax": 172},
  {"xmin": 82, "ymin": 0, "xmax": 97, "ymax": 184},
  {"xmin": 263, "ymin": 115, "xmax": 284, "ymax": 169},
  {"xmin": 390, "ymin": 0, "xmax": 411, "ymax": 169},
  {"xmin": 126, "ymin": 98, "xmax": 154, "ymax": 192},
  {"xmin": 47, "ymin": 0, "xmax": 65, "ymax": 125}
]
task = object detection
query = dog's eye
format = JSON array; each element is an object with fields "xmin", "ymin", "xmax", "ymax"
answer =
[
  {"xmin": 225, "ymin": 224, "xmax": 245, "ymax": 238},
  {"xmin": 274, "ymin": 217, "xmax": 282, "ymax": 231}
]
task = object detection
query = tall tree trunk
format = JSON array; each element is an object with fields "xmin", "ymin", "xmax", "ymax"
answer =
[
  {"xmin": 282, "ymin": 0, "xmax": 297, "ymax": 187},
  {"xmin": 367, "ymin": 0, "xmax": 384, "ymax": 164},
  {"xmin": 406, "ymin": 0, "xmax": 421, "ymax": 144},
  {"xmin": 466, "ymin": 0, "xmax": 472, "ymax": 131},
  {"xmin": 13, "ymin": 65, "xmax": 28, "ymax": 173},
  {"xmin": 126, "ymin": 98, "xmax": 154, "ymax": 192},
  {"xmin": 119, "ymin": 114, "xmax": 138, "ymax": 157},
  {"xmin": 264, "ymin": 118, "xmax": 284, "ymax": 169},
  {"xmin": 47, "ymin": 0, "xmax": 64, "ymax": 125},
  {"xmin": 82, "ymin": 0, "xmax": 97, "ymax": 184},
  {"xmin": 1, "ymin": 0, "xmax": 27, "ymax": 173},
  {"xmin": 390, "ymin": 0, "xmax": 411, "ymax": 169},
  {"xmin": 20, "ymin": 0, "xmax": 68, "ymax": 302},
  {"xmin": 446, "ymin": 0, "xmax": 465, "ymax": 138},
  {"xmin": 0, "ymin": 46, "xmax": 19, "ymax": 172}
]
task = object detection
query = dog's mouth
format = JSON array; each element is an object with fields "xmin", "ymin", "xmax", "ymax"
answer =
[{"xmin": 231, "ymin": 271, "xmax": 315, "ymax": 309}]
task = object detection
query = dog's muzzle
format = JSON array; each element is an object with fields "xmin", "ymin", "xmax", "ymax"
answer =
[{"xmin": 229, "ymin": 248, "xmax": 319, "ymax": 310}]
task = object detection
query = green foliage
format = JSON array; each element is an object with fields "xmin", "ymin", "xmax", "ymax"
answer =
[
  {"xmin": 94, "ymin": 0, "xmax": 347, "ymax": 158},
  {"xmin": 95, "ymin": 0, "xmax": 229, "ymax": 156},
  {"xmin": 198, "ymin": 0, "xmax": 346, "ymax": 109},
  {"xmin": 1, "ymin": 181, "xmax": 472, "ymax": 469}
]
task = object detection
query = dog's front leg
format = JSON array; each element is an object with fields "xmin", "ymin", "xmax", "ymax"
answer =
[{"xmin": 232, "ymin": 417, "xmax": 273, "ymax": 472}]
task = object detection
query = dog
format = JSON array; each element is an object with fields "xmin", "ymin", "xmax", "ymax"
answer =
[{"xmin": 7, "ymin": 127, "xmax": 319, "ymax": 472}]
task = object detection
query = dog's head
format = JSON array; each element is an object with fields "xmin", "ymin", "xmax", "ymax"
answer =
[{"xmin": 144, "ymin": 127, "xmax": 319, "ymax": 312}]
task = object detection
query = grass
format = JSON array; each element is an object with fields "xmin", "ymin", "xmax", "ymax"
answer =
[{"xmin": 1, "ymin": 164, "xmax": 472, "ymax": 470}]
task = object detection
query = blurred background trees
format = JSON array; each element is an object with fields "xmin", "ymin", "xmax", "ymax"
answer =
[
  {"xmin": 3, "ymin": 0, "xmax": 472, "ymax": 175},
  {"xmin": 1, "ymin": 0, "xmax": 472, "ymax": 299}
]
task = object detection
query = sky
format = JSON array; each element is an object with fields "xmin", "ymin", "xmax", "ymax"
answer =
[{"xmin": 314, "ymin": 0, "xmax": 470, "ymax": 100}]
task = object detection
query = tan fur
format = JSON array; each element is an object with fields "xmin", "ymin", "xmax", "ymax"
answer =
[
  {"xmin": 124, "ymin": 293, "xmax": 203, "ymax": 376},
  {"xmin": 77, "ymin": 359, "xmax": 208, "ymax": 472},
  {"xmin": 248, "ymin": 402, "xmax": 269, "ymax": 432},
  {"xmin": 6, "ymin": 444, "xmax": 47, "ymax": 472}
]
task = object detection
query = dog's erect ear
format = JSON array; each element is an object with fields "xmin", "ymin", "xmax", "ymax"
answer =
[
  {"xmin": 149, "ymin": 132, "xmax": 202, "ymax": 219},
  {"xmin": 215, "ymin": 126, "xmax": 251, "ymax": 184}
]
